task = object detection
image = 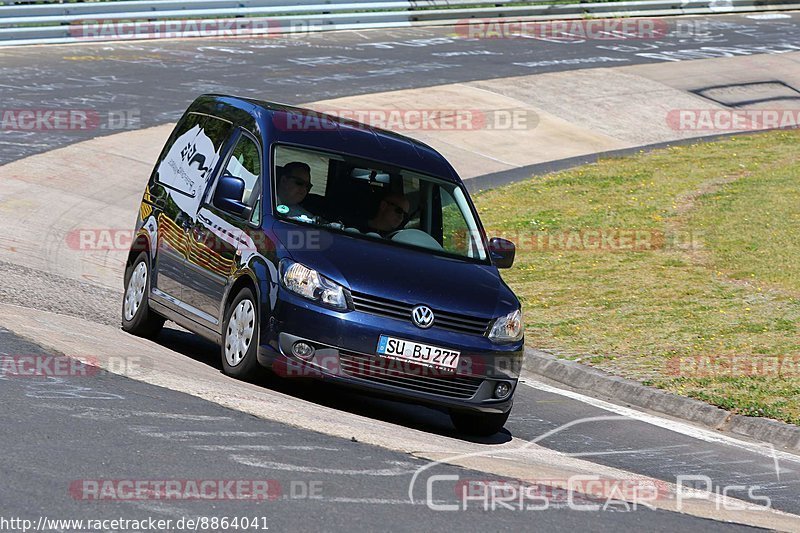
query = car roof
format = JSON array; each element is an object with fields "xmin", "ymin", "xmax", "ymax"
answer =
[{"xmin": 192, "ymin": 94, "xmax": 462, "ymax": 183}]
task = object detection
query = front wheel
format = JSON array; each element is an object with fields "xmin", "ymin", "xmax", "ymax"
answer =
[
  {"xmin": 221, "ymin": 287, "xmax": 261, "ymax": 380},
  {"xmin": 450, "ymin": 409, "xmax": 510, "ymax": 436},
  {"xmin": 121, "ymin": 251, "xmax": 164, "ymax": 338}
]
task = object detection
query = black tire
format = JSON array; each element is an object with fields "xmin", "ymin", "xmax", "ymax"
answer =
[
  {"xmin": 221, "ymin": 287, "xmax": 261, "ymax": 380},
  {"xmin": 450, "ymin": 409, "xmax": 510, "ymax": 436},
  {"xmin": 121, "ymin": 251, "xmax": 165, "ymax": 339}
]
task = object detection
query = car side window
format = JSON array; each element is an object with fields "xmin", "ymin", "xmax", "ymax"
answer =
[
  {"xmin": 440, "ymin": 187, "xmax": 471, "ymax": 256},
  {"xmin": 217, "ymin": 132, "xmax": 263, "ymax": 224},
  {"xmin": 272, "ymin": 145, "xmax": 332, "ymax": 221},
  {"xmin": 155, "ymin": 112, "xmax": 231, "ymax": 199}
]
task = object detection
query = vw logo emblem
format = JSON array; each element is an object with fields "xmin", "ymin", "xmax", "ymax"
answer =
[{"xmin": 411, "ymin": 305, "xmax": 434, "ymax": 329}]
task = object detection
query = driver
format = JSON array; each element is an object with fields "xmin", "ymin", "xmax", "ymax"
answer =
[
  {"xmin": 276, "ymin": 162, "xmax": 314, "ymax": 219},
  {"xmin": 358, "ymin": 191, "xmax": 410, "ymax": 237}
]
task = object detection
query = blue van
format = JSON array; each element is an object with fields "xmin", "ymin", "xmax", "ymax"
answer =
[{"xmin": 122, "ymin": 95, "xmax": 523, "ymax": 435}]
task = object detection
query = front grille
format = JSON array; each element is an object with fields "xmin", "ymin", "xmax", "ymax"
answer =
[
  {"xmin": 350, "ymin": 291, "xmax": 492, "ymax": 336},
  {"xmin": 338, "ymin": 350, "xmax": 483, "ymax": 399}
]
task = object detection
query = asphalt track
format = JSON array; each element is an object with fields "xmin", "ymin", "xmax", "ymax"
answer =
[
  {"xmin": 0, "ymin": 328, "xmax": 765, "ymax": 532},
  {"xmin": 3, "ymin": 12, "xmax": 800, "ymax": 164},
  {"xmin": 1, "ymin": 12, "xmax": 800, "ymax": 531}
]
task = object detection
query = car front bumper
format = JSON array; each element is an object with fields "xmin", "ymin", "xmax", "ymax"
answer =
[{"xmin": 258, "ymin": 290, "xmax": 523, "ymax": 414}]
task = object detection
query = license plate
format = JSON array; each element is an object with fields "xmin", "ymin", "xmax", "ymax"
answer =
[{"xmin": 376, "ymin": 335, "xmax": 460, "ymax": 371}]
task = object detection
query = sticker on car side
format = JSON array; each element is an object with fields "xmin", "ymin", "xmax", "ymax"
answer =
[{"xmin": 157, "ymin": 124, "xmax": 220, "ymax": 219}]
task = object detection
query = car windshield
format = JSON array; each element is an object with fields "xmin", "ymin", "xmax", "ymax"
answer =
[{"xmin": 272, "ymin": 144, "xmax": 488, "ymax": 262}]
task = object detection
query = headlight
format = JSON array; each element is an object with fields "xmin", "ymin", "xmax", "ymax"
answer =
[
  {"xmin": 488, "ymin": 309, "xmax": 523, "ymax": 342},
  {"xmin": 280, "ymin": 259, "xmax": 349, "ymax": 310}
]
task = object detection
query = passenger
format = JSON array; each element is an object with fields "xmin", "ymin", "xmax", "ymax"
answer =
[
  {"xmin": 358, "ymin": 191, "xmax": 410, "ymax": 237},
  {"xmin": 276, "ymin": 162, "xmax": 314, "ymax": 219}
]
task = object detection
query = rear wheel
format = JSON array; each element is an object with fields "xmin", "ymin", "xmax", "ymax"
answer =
[
  {"xmin": 221, "ymin": 287, "xmax": 261, "ymax": 380},
  {"xmin": 450, "ymin": 409, "xmax": 510, "ymax": 436},
  {"xmin": 121, "ymin": 251, "xmax": 165, "ymax": 338}
]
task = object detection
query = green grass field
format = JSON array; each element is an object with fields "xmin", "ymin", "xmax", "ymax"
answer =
[{"xmin": 473, "ymin": 130, "xmax": 800, "ymax": 425}]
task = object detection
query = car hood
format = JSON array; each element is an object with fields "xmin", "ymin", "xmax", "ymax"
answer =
[{"xmin": 273, "ymin": 222, "xmax": 517, "ymax": 318}]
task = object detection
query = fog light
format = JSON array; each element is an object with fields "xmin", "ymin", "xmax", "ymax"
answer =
[
  {"xmin": 292, "ymin": 341, "xmax": 314, "ymax": 360},
  {"xmin": 494, "ymin": 382, "xmax": 512, "ymax": 399}
]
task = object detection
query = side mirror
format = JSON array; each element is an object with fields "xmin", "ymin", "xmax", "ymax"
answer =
[
  {"xmin": 489, "ymin": 237, "xmax": 515, "ymax": 269},
  {"xmin": 214, "ymin": 174, "xmax": 250, "ymax": 217}
]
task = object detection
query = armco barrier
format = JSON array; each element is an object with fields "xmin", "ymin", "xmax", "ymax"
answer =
[{"xmin": 0, "ymin": 0, "xmax": 798, "ymax": 46}]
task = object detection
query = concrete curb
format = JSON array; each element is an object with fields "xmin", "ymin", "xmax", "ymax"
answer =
[{"xmin": 522, "ymin": 347, "xmax": 800, "ymax": 452}]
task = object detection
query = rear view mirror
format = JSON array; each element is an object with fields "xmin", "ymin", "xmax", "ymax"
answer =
[
  {"xmin": 351, "ymin": 168, "xmax": 390, "ymax": 183},
  {"xmin": 214, "ymin": 174, "xmax": 250, "ymax": 217},
  {"xmin": 489, "ymin": 237, "xmax": 515, "ymax": 269}
]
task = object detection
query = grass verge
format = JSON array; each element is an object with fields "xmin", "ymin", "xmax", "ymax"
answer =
[{"xmin": 473, "ymin": 130, "xmax": 800, "ymax": 425}]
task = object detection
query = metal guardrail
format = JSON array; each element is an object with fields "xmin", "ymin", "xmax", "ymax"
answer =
[{"xmin": 0, "ymin": 0, "xmax": 798, "ymax": 46}]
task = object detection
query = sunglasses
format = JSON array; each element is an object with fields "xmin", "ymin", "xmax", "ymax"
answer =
[
  {"xmin": 385, "ymin": 200, "xmax": 409, "ymax": 217},
  {"xmin": 287, "ymin": 176, "xmax": 313, "ymax": 191}
]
